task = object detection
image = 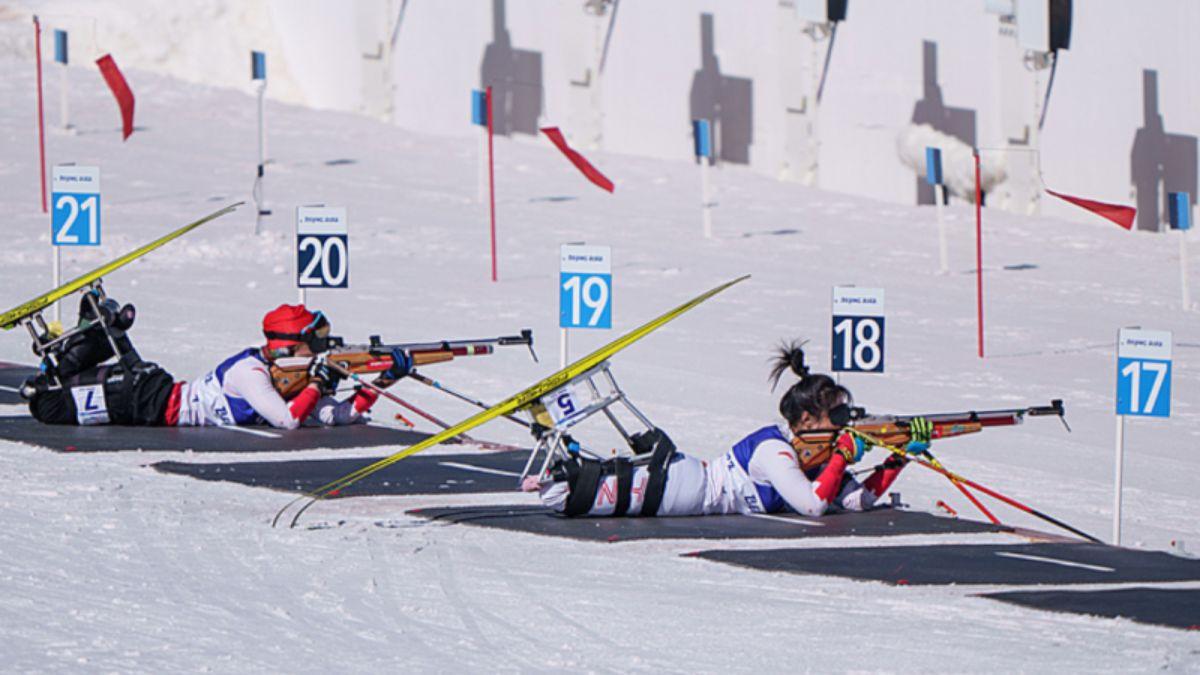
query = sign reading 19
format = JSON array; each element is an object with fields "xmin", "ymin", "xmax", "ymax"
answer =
[
  {"xmin": 51, "ymin": 165, "xmax": 101, "ymax": 246},
  {"xmin": 831, "ymin": 286, "xmax": 885, "ymax": 373},
  {"xmin": 560, "ymin": 244, "xmax": 611, "ymax": 329}
]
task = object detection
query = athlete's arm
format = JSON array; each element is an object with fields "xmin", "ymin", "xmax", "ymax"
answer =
[
  {"xmin": 748, "ymin": 438, "xmax": 849, "ymax": 517},
  {"xmin": 225, "ymin": 359, "xmax": 320, "ymax": 429},
  {"xmin": 312, "ymin": 387, "xmax": 378, "ymax": 426},
  {"xmin": 839, "ymin": 455, "xmax": 907, "ymax": 511}
]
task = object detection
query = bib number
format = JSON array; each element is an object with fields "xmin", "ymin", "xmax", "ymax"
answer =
[{"xmin": 71, "ymin": 384, "xmax": 110, "ymax": 425}]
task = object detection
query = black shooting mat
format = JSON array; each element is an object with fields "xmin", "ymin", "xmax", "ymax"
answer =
[
  {"xmin": 980, "ymin": 587, "xmax": 1200, "ymax": 631},
  {"xmin": 0, "ymin": 362, "xmax": 37, "ymax": 405},
  {"xmin": 691, "ymin": 543, "xmax": 1200, "ymax": 586},
  {"xmin": 0, "ymin": 415, "xmax": 431, "ymax": 453},
  {"xmin": 406, "ymin": 505, "xmax": 1006, "ymax": 542},
  {"xmin": 154, "ymin": 450, "xmax": 529, "ymax": 496}
]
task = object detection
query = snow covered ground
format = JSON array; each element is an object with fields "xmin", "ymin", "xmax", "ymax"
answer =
[{"xmin": 1, "ymin": 47, "xmax": 1199, "ymax": 671}]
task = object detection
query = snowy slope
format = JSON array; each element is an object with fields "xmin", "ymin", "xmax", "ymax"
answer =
[{"xmin": 1, "ymin": 53, "xmax": 1198, "ymax": 671}]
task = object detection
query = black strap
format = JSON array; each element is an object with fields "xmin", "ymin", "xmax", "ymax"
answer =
[
  {"xmin": 562, "ymin": 458, "xmax": 603, "ymax": 517},
  {"xmin": 613, "ymin": 458, "xmax": 633, "ymax": 517},
  {"xmin": 638, "ymin": 429, "xmax": 676, "ymax": 517}
]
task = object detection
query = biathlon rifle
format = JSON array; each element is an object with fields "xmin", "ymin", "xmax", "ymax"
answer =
[
  {"xmin": 270, "ymin": 330, "xmax": 536, "ymax": 398},
  {"xmin": 790, "ymin": 400, "xmax": 1068, "ymax": 471}
]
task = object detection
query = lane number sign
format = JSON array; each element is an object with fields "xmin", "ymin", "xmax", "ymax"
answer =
[
  {"xmin": 296, "ymin": 206, "xmax": 348, "ymax": 288},
  {"xmin": 51, "ymin": 165, "xmax": 101, "ymax": 246},
  {"xmin": 832, "ymin": 286, "xmax": 885, "ymax": 373},
  {"xmin": 560, "ymin": 244, "xmax": 611, "ymax": 329},
  {"xmin": 1116, "ymin": 328, "xmax": 1172, "ymax": 418}
]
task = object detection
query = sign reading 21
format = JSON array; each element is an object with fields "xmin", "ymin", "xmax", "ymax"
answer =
[{"xmin": 51, "ymin": 165, "xmax": 101, "ymax": 246}]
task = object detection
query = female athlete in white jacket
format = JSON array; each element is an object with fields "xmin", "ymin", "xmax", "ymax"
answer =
[{"xmin": 526, "ymin": 342, "xmax": 927, "ymax": 518}]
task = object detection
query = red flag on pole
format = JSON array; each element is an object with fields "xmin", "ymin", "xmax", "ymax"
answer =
[
  {"xmin": 540, "ymin": 127, "xmax": 614, "ymax": 193},
  {"xmin": 1045, "ymin": 189, "xmax": 1136, "ymax": 230},
  {"xmin": 95, "ymin": 54, "xmax": 134, "ymax": 140}
]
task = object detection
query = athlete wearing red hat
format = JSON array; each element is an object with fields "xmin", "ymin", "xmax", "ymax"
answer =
[{"xmin": 27, "ymin": 303, "xmax": 412, "ymax": 429}]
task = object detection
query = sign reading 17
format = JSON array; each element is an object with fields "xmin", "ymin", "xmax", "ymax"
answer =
[
  {"xmin": 1115, "ymin": 328, "xmax": 1172, "ymax": 418},
  {"xmin": 1117, "ymin": 357, "xmax": 1171, "ymax": 417}
]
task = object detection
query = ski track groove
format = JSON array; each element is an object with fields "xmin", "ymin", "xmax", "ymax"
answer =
[
  {"xmin": 432, "ymin": 539, "xmax": 553, "ymax": 673},
  {"xmin": 362, "ymin": 529, "xmax": 469, "ymax": 669}
]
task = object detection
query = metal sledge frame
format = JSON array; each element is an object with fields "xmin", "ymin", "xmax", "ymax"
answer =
[
  {"xmin": 20, "ymin": 279, "xmax": 138, "ymax": 391},
  {"xmin": 518, "ymin": 360, "xmax": 659, "ymax": 484}
]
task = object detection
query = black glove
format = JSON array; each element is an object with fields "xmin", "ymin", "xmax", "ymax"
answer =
[
  {"xmin": 629, "ymin": 428, "xmax": 673, "ymax": 455},
  {"xmin": 308, "ymin": 359, "xmax": 342, "ymax": 395}
]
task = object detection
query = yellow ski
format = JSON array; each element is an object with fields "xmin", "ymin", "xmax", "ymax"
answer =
[
  {"xmin": 0, "ymin": 202, "xmax": 244, "ymax": 330},
  {"xmin": 274, "ymin": 273, "xmax": 751, "ymax": 527}
]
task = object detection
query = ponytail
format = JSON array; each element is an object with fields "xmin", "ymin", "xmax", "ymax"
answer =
[{"xmin": 770, "ymin": 340, "xmax": 852, "ymax": 428}]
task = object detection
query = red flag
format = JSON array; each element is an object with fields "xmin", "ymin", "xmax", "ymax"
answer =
[
  {"xmin": 540, "ymin": 127, "xmax": 614, "ymax": 193},
  {"xmin": 1045, "ymin": 189, "xmax": 1136, "ymax": 230},
  {"xmin": 95, "ymin": 54, "xmax": 135, "ymax": 140}
]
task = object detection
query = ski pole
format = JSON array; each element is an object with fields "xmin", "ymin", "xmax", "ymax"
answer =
[
  {"xmin": 408, "ymin": 371, "xmax": 531, "ymax": 428},
  {"xmin": 849, "ymin": 428, "xmax": 1101, "ymax": 543},
  {"xmin": 915, "ymin": 454, "xmax": 1100, "ymax": 542},
  {"xmin": 326, "ymin": 361, "xmax": 519, "ymax": 450},
  {"xmin": 321, "ymin": 361, "xmax": 423, "ymax": 430},
  {"xmin": 924, "ymin": 453, "xmax": 1000, "ymax": 525}
]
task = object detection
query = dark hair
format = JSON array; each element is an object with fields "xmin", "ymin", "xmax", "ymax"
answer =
[{"xmin": 769, "ymin": 340, "xmax": 852, "ymax": 428}]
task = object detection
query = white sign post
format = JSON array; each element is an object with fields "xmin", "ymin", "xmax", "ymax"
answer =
[
  {"xmin": 296, "ymin": 206, "xmax": 349, "ymax": 306},
  {"xmin": 926, "ymin": 146, "xmax": 948, "ymax": 274},
  {"xmin": 831, "ymin": 286, "xmax": 885, "ymax": 374},
  {"xmin": 50, "ymin": 164, "xmax": 101, "ymax": 324},
  {"xmin": 1113, "ymin": 327, "xmax": 1172, "ymax": 545},
  {"xmin": 559, "ymin": 244, "xmax": 612, "ymax": 368},
  {"xmin": 692, "ymin": 119, "xmax": 714, "ymax": 239},
  {"xmin": 1168, "ymin": 191, "xmax": 1192, "ymax": 311},
  {"xmin": 54, "ymin": 29, "xmax": 70, "ymax": 130},
  {"xmin": 251, "ymin": 51, "xmax": 269, "ymax": 234}
]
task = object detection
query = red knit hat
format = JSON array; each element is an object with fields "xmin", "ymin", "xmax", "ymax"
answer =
[{"xmin": 262, "ymin": 304, "xmax": 323, "ymax": 353}]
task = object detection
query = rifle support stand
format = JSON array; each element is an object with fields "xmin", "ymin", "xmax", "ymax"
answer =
[
  {"xmin": 519, "ymin": 360, "xmax": 659, "ymax": 484},
  {"xmin": 20, "ymin": 279, "xmax": 140, "ymax": 393}
]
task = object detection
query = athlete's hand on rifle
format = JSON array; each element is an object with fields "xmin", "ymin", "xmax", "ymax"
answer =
[
  {"xmin": 308, "ymin": 357, "xmax": 342, "ymax": 395},
  {"xmin": 834, "ymin": 430, "xmax": 869, "ymax": 464},
  {"xmin": 904, "ymin": 417, "xmax": 934, "ymax": 456},
  {"xmin": 385, "ymin": 348, "xmax": 414, "ymax": 380}
]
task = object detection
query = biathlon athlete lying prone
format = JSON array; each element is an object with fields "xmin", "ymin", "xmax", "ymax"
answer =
[
  {"xmin": 25, "ymin": 300, "xmax": 411, "ymax": 429},
  {"xmin": 522, "ymin": 342, "xmax": 932, "ymax": 517}
]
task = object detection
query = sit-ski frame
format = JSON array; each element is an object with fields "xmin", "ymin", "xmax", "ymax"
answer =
[
  {"xmin": 519, "ymin": 360, "xmax": 660, "ymax": 484},
  {"xmin": 19, "ymin": 279, "xmax": 137, "ymax": 390}
]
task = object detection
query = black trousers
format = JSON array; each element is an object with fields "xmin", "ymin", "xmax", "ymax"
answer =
[{"xmin": 27, "ymin": 362, "xmax": 175, "ymax": 426}]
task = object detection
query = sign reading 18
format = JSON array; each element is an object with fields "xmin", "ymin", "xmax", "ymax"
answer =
[
  {"xmin": 832, "ymin": 316, "xmax": 884, "ymax": 371},
  {"xmin": 830, "ymin": 286, "xmax": 885, "ymax": 373}
]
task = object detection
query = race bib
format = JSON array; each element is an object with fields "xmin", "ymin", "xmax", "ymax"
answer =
[{"xmin": 71, "ymin": 384, "xmax": 110, "ymax": 425}]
